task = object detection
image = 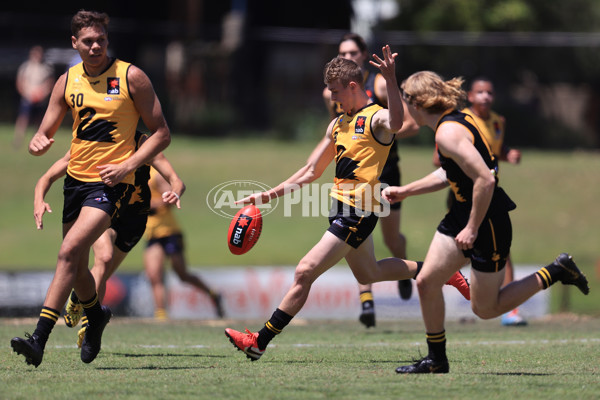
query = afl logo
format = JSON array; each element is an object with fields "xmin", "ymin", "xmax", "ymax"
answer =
[{"xmin": 206, "ymin": 180, "xmax": 278, "ymax": 218}]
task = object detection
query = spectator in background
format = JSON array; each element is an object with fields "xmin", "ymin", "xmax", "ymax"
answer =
[
  {"xmin": 13, "ymin": 45, "xmax": 54, "ymax": 149},
  {"xmin": 143, "ymin": 168, "xmax": 224, "ymax": 320}
]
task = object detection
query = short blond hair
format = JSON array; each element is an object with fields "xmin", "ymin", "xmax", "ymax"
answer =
[{"xmin": 401, "ymin": 71, "xmax": 466, "ymax": 113}]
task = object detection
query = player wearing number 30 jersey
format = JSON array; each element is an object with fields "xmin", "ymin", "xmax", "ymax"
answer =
[
  {"xmin": 12, "ymin": 10, "xmax": 170, "ymax": 368},
  {"xmin": 65, "ymin": 59, "xmax": 139, "ymax": 185}
]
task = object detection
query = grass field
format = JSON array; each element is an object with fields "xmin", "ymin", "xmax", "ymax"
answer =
[
  {"xmin": 1, "ymin": 125, "xmax": 599, "ymax": 399},
  {"xmin": 1, "ymin": 316, "xmax": 599, "ymax": 399},
  {"xmin": 1, "ymin": 124, "xmax": 598, "ymax": 314}
]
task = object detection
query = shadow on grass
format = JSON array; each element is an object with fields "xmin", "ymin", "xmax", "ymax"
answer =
[
  {"xmin": 108, "ymin": 352, "xmax": 226, "ymax": 359},
  {"xmin": 97, "ymin": 365, "xmax": 203, "ymax": 370},
  {"xmin": 483, "ymin": 372, "xmax": 553, "ymax": 376}
]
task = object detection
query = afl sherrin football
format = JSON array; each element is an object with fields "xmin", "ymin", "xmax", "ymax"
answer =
[{"xmin": 227, "ymin": 204, "xmax": 263, "ymax": 255}]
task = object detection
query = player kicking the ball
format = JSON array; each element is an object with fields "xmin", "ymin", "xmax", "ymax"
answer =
[{"xmin": 224, "ymin": 45, "xmax": 470, "ymax": 362}]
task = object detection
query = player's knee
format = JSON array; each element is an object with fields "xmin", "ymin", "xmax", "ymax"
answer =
[
  {"xmin": 415, "ymin": 276, "xmax": 436, "ymax": 297},
  {"xmin": 294, "ymin": 260, "xmax": 319, "ymax": 287},
  {"xmin": 94, "ymin": 252, "xmax": 112, "ymax": 269},
  {"xmin": 354, "ymin": 272, "xmax": 372, "ymax": 285},
  {"xmin": 471, "ymin": 303, "xmax": 497, "ymax": 320}
]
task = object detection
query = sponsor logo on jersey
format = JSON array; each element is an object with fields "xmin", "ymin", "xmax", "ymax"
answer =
[
  {"xmin": 355, "ymin": 116, "xmax": 366, "ymax": 134},
  {"xmin": 107, "ymin": 77, "xmax": 120, "ymax": 95}
]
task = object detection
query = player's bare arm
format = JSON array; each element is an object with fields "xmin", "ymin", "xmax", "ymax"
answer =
[
  {"xmin": 382, "ymin": 167, "xmax": 449, "ymax": 204},
  {"xmin": 151, "ymin": 153, "xmax": 185, "ymax": 209},
  {"xmin": 33, "ymin": 151, "xmax": 70, "ymax": 229},
  {"xmin": 437, "ymin": 123, "xmax": 495, "ymax": 249},
  {"xmin": 97, "ymin": 66, "xmax": 171, "ymax": 186},
  {"xmin": 237, "ymin": 121, "xmax": 336, "ymax": 205},
  {"xmin": 28, "ymin": 74, "xmax": 69, "ymax": 156}
]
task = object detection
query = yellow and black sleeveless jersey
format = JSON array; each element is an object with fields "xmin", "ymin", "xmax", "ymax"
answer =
[
  {"xmin": 64, "ymin": 58, "xmax": 139, "ymax": 185},
  {"xmin": 330, "ymin": 103, "xmax": 392, "ymax": 212},
  {"xmin": 462, "ymin": 107, "xmax": 505, "ymax": 157},
  {"xmin": 143, "ymin": 168, "xmax": 181, "ymax": 240},
  {"xmin": 330, "ymin": 69, "xmax": 400, "ymax": 167},
  {"xmin": 436, "ymin": 110, "xmax": 515, "ymax": 215}
]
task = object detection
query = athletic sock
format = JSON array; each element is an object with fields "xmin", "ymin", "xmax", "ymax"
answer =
[
  {"xmin": 32, "ymin": 306, "xmax": 60, "ymax": 347},
  {"xmin": 80, "ymin": 316, "xmax": 89, "ymax": 329},
  {"xmin": 69, "ymin": 290, "xmax": 80, "ymax": 304},
  {"xmin": 414, "ymin": 261, "xmax": 424, "ymax": 279},
  {"xmin": 154, "ymin": 308, "xmax": 168, "ymax": 320},
  {"xmin": 359, "ymin": 290, "xmax": 375, "ymax": 312},
  {"xmin": 536, "ymin": 262, "xmax": 563, "ymax": 289},
  {"xmin": 256, "ymin": 308, "xmax": 293, "ymax": 350},
  {"xmin": 426, "ymin": 330, "xmax": 447, "ymax": 362},
  {"xmin": 80, "ymin": 293, "xmax": 103, "ymax": 324}
]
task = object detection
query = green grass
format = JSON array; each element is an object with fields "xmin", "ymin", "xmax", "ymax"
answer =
[
  {"xmin": 1, "ymin": 317, "xmax": 599, "ymax": 399},
  {"xmin": 0, "ymin": 124, "xmax": 599, "ymax": 314}
]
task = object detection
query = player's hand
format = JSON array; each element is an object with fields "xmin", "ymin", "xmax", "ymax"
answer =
[
  {"xmin": 455, "ymin": 226, "xmax": 477, "ymax": 251},
  {"xmin": 381, "ymin": 186, "xmax": 407, "ymax": 204},
  {"xmin": 34, "ymin": 201, "xmax": 52, "ymax": 230},
  {"xmin": 162, "ymin": 191, "xmax": 181, "ymax": 209},
  {"xmin": 369, "ymin": 45, "xmax": 398, "ymax": 81},
  {"xmin": 235, "ymin": 192, "xmax": 271, "ymax": 206},
  {"xmin": 28, "ymin": 133, "xmax": 54, "ymax": 156},
  {"xmin": 97, "ymin": 163, "xmax": 130, "ymax": 187}
]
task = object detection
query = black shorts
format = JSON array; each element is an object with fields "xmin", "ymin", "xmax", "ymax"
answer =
[
  {"xmin": 146, "ymin": 234, "xmax": 184, "ymax": 256},
  {"xmin": 379, "ymin": 151, "xmax": 401, "ymax": 211},
  {"xmin": 62, "ymin": 174, "xmax": 135, "ymax": 224},
  {"xmin": 327, "ymin": 200, "xmax": 379, "ymax": 249},
  {"xmin": 112, "ymin": 211, "xmax": 148, "ymax": 253},
  {"xmin": 437, "ymin": 209, "xmax": 513, "ymax": 273}
]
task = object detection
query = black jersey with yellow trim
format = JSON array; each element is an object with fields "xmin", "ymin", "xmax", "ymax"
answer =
[{"xmin": 436, "ymin": 110, "xmax": 515, "ymax": 215}]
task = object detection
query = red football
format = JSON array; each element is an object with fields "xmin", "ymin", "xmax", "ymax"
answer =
[{"xmin": 227, "ymin": 204, "xmax": 263, "ymax": 255}]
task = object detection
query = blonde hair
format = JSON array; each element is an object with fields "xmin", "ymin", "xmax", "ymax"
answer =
[
  {"xmin": 324, "ymin": 57, "xmax": 364, "ymax": 89},
  {"xmin": 401, "ymin": 71, "xmax": 466, "ymax": 113}
]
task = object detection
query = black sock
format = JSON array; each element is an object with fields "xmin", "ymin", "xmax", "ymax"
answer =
[
  {"xmin": 70, "ymin": 290, "xmax": 80, "ymax": 304},
  {"xmin": 414, "ymin": 261, "xmax": 424, "ymax": 279},
  {"xmin": 80, "ymin": 294, "xmax": 103, "ymax": 325},
  {"xmin": 426, "ymin": 330, "xmax": 447, "ymax": 362},
  {"xmin": 256, "ymin": 308, "xmax": 293, "ymax": 350},
  {"xmin": 32, "ymin": 306, "xmax": 60, "ymax": 347},
  {"xmin": 536, "ymin": 262, "xmax": 563, "ymax": 289},
  {"xmin": 359, "ymin": 291, "xmax": 374, "ymax": 312}
]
